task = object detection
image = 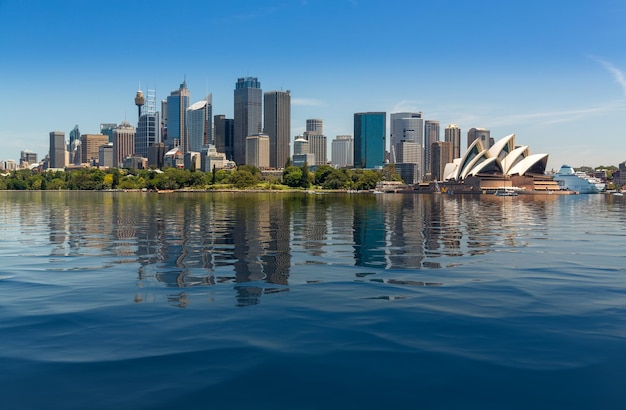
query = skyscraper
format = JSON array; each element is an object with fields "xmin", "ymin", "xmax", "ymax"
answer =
[
  {"xmin": 331, "ymin": 135, "xmax": 353, "ymax": 168},
  {"xmin": 186, "ymin": 95, "xmax": 212, "ymax": 153},
  {"xmin": 135, "ymin": 88, "xmax": 160, "ymax": 159},
  {"xmin": 100, "ymin": 123, "xmax": 117, "ymax": 143},
  {"xmin": 214, "ymin": 115, "xmax": 234, "ymax": 160},
  {"xmin": 245, "ymin": 134, "xmax": 270, "ymax": 169},
  {"xmin": 306, "ymin": 119, "xmax": 323, "ymax": 135},
  {"xmin": 431, "ymin": 141, "xmax": 453, "ymax": 181},
  {"xmin": 69, "ymin": 125, "xmax": 81, "ymax": 150},
  {"xmin": 389, "ymin": 112, "xmax": 422, "ymax": 179},
  {"xmin": 234, "ymin": 77, "xmax": 262, "ymax": 165},
  {"xmin": 136, "ymin": 113, "xmax": 160, "ymax": 159},
  {"xmin": 69, "ymin": 125, "xmax": 81, "ymax": 164},
  {"xmin": 49, "ymin": 131, "xmax": 66, "ymax": 169},
  {"xmin": 467, "ymin": 127, "xmax": 491, "ymax": 148},
  {"xmin": 292, "ymin": 136, "xmax": 315, "ymax": 167},
  {"xmin": 293, "ymin": 136, "xmax": 309, "ymax": 155},
  {"xmin": 390, "ymin": 112, "xmax": 422, "ymax": 159},
  {"xmin": 166, "ymin": 80, "xmax": 190, "ymax": 152},
  {"xmin": 304, "ymin": 133, "xmax": 327, "ymax": 166},
  {"xmin": 81, "ymin": 134, "xmax": 109, "ymax": 166},
  {"xmin": 264, "ymin": 90, "xmax": 291, "ymax": 169},
  {"xmin": 303, "ymin": 118, "xmax": 327, "ymax": 167},
  {"xmin": 445, "ymin": 124, "xmax": 461, "ymax": 159},
  {"xmin": 20, "ymin": 150, "xmax": 37, "ymax": 167},
  {"xmin": 113, "ymin": 121, "xmax": 136, "ymax": 168},
  {"xmin": 99, "ymin": 143, "xmax": 114, "ymax": 168},
  {"xmin": 160, "ymin": 99, "xmax": 168, "ymax": 143},
  {"xmin": 354, "ymin": 112, "xmax": 386, "ymax": 169},
  {"xmin": 424, "ymin": 120, "xmax": 440, "ymax": 177},
  {"xmin": 147, "ymin": 143, "xmax": 166, "ymax": 169}
]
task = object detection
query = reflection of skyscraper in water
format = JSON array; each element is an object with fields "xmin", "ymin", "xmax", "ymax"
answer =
[
  {"xmin": 47, "ymin": 195, "xmax": 113, "ymax": 256},
  {"xmin": 111, "ymin": 195, "xmax": 138, "ymax": 257},
  {"xmin": 154, "ymin": 199, "xmax": 221, "ymax": 287},
  {"xmin": 301, "ymin": 196, "xmax": 329, "ymax": 257},
  {"xmin": 260, "ymin": 197, "xmax": 292, "ymax": 285},
  {"xmin": 353, "ymin": 198, "xmax": 387, "ymax": 267},
  {"xmin": 231, "ymin": 199, "xmax": 267, "ymax": 284},
  {"xmin": 420, "ymin": 195, "xmax": 466, "ymax": 266},
  {"xmin": 382, "ymin": 195, "xmax": 426, "ymax": 269},
  {"xmin": 135, "ymin": 197, "xmax": 168, "ymax": 268},
  {"xmin": 230, "ymin": 196, "xmax": 293, "ymax": 305},
  {"xmin": 115, "ymin": 195, "xmax": 295, "ymax": 303},
  {"xmin": 440, "ymin": 197, "xmax": 463, "ymax": 254},
  {"xmin": 48, "ymin": 204, "xmax": 71, "ymax": 251},
  {"xmin": 422, "ymin": 196, "xmax": 443, "ymax": 265},
  {"xmin": 176, "ymin": 202, "xmax": 210, "ymax": 270}
]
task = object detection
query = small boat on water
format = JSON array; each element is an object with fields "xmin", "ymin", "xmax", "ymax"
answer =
[{"xmin": 494, "ymin": 188, "xmax": 518, "ymax": 197}]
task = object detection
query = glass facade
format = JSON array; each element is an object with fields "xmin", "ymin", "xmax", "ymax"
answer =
[
  {"xmin": 354, "ymin": 112, "xmax": 386, "ymax": 169},
  {"xmin": 234, "ymin": 77, "xmax": 262, "ymax": 165},
  {"xmin": 136, "ymin": 113, "xmax": 160, "ymax": 159},
  {"xmin": 166, "ymin": 81, "xmax": 190, "ymax": 152}
]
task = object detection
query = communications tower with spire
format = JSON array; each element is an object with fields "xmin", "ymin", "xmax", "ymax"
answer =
[{"xmin": 134, "ymin": 87, "xmax": 145, "ymax": 120}]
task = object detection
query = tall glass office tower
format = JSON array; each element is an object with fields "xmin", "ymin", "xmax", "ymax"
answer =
[
  {"xmin": 135, "ymin": 89, "xmax": 160, "ymax": 159},
  {"xmin": 186, "ymin": 95, "xmax": 212, "ymax": 153},
  {"xmin": 214, "ymin": 115, "xmax": 234, "ymax": 161},
  {"xmin": 234, "ymin": 77, "xmax": 262, "ymax": 165},
  {"xmin": 49, "ymin": 131, "xmax": 66, "ymax": 169},
  {"xmin": 424, "ymin": 120, "xmax": 440, "ymax": 175},
  {"xmin": 353, "ymin": 112, "xmax": 386, "ymax": 169},
  {"xmin": 166, "ymin": 80, "xmax": 190, "ymax": 152},
  {"xmin": 263, "ymin": 90, "xmax": 291, "ymax": 169}
]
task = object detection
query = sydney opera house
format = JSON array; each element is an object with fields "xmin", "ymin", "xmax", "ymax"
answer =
[{"xmin": 436, "ymin": 134, "xmax": 562, "ymax": 193}]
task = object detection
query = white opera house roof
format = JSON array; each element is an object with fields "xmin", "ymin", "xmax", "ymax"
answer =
[{"xmin": 443, "ymin": 134, "xmax": 548, "ymax": 181}]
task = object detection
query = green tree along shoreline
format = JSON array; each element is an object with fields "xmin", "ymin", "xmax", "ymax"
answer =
[{"xmin": 0, "ymin": 164, "xmax": 403, "ymax": 191}]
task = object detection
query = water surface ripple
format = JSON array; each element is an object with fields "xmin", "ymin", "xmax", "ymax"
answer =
[{"xmin": 0, "ymin": 191, "xmax": 625, "ymax": 409}]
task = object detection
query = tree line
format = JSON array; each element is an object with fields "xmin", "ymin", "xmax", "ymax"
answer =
[{"xmin": 0, "ymin": 164, "xmax": 403, "ymax": 191}]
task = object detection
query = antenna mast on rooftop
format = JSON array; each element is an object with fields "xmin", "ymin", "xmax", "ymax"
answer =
[{"xmin": 145, "ymin": 88, "xmax": 156, "ymax": 115}]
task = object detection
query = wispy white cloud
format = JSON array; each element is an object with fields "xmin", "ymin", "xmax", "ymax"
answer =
[
  {"xmin": 589, "ymin": 55, "xmax": 626, "ymax": 98},
  {"xmin": 292, "ymin": 98, "xmax": 325, "ymax": 107},
  {"xmin": 389, "ymin": 100, "xmax": 422, "ymax": 113},
  {"xmin": 486, "ymin": 102, "xmax": 626, "ymax": 127}
]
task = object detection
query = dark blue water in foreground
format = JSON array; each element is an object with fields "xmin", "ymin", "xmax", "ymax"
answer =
[{"xmin": 1, "ymin": 191, "xmax": 625, "ymax": 409}]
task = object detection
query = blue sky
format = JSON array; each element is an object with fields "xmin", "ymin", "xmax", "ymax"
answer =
[{"xmin": 1, "ymin": 0, "xmax": 626, "ymax": 169}]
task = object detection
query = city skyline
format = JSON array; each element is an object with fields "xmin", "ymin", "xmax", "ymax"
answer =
[{"xmin": 1, "ymin": 0, "xmax": 625, "ymax": 170}]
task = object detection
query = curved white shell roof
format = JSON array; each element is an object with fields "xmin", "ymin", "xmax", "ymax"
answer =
[
  {"xmin": 468, "ymin": 156, "xmax": 503, "ymax": 177},
  {"xmin": 507, "ymin": 153, "xmax": 549, "ymax": 176},
  {"xmin": 444, "ymin": 134, "xmax": 548, "ymax": 180},
  {"xmin": 488, "ymin": 133, "xmax": 515, "ymax": 161},
  {"xmin": 501, "ymin": 145, "xmax": 529, "ymax": 174},
  {"xmin": 453, "ymin": 138, "xmax": 484, "ymax": 180},
  {"xmin": 460, "ymin": 149, "xmax": 490, "ymax": 180}
]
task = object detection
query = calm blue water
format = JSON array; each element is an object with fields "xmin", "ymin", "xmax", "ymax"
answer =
[{"xmin": 1, "ymin": 191, "xmax": 625, "ymax": 409}]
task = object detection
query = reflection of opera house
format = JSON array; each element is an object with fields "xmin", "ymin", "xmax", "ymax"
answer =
[{"xmin": 435, "ymin": 134, "xmax": 564, "ymax": 193}]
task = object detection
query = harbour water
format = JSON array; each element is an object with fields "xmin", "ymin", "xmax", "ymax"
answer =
[{"xmin": 1, "ymin": 191, "xmax": 625, "ymax": 409}]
